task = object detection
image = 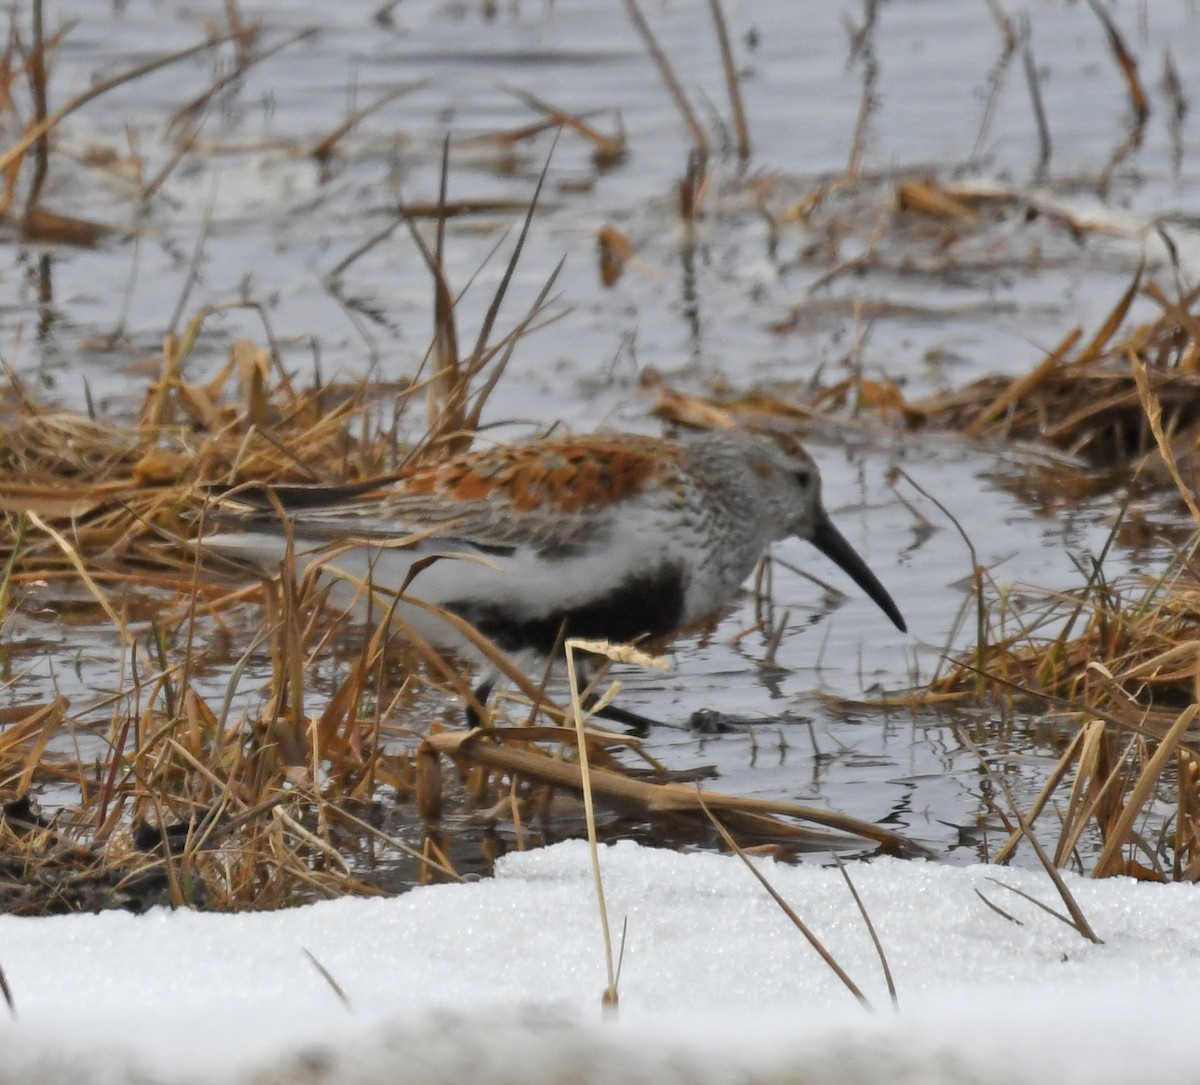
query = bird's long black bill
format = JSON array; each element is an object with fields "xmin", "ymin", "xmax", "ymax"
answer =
[{"xmin": 809, "ymin": 515, "xmax": 907, "ymax": 633}]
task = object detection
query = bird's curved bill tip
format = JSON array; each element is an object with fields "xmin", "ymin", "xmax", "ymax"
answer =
[{"xmin": 809, "ymin": 515, "xmax": 907, "ymax": 633}]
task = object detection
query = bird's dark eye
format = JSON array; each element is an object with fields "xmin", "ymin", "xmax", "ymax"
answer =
[{"xmin": 794, "ymin": 470, "xmax": 811, "ymax": 488}]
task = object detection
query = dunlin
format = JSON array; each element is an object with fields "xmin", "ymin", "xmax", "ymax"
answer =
[{"xmin": 203, "ymin": 428, "xmax": 906, "ymax": 722}]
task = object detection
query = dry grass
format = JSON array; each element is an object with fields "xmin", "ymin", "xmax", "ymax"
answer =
[
  {"xmin": 0, "ymin": 152, "xmax": 922, "ymax": 918},
  {"xmin": 913, "ymin": 277, "xmax": 1200, "ymax": 881},
  {"xmin": 3, "ymin": 0, "xmax": 1197, "ymax": 914},
  {"xmin": 903, "ymin": 280, "xmax": 1200, "ymax": 485},
  {"xmin": 643, "ymin": 187, "xmax": 1200, "ymax": 882},
  {"xmin": 7, "ymin": 175, "xmax": 1200, "ymax": 906},
  {"xmin": 654, "ymin": 184, "xmax": 1200, "ymax": 500},
  {"xmin": 0, "ymin": 333, "xmax": 920, "ymax": 913},
  {"xmin": 0, "ymin": 328, "xmax": 435, "ymax": 913},
  {"xmin": 0, "ymin": 0, "xmax": 927, "ymax": 917},
  {"xmin": 901, "ymin": 233, "xmax": 1200, "ymax": 881},
  {"xmin": 922, "ymin": 543, "xmax": 1200, "ymax": 882}
]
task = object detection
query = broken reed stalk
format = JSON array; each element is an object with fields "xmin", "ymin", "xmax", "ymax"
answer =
[
  {"xmin": 310, "ymin": 79, "xmax": 427, "ymax": 163},
  {"xmin": 845, "ymin": 11, "xmax": 878, "ymax": 180},
  {"xmin": 992, "ymin": 723, "xmax": 1091, "ymax": 866},
  {"xmin": 970, "ymin": 7, "xmax": 1018, "ymax": 165},
  {"xmin": 1085, "ymin": 0, "xmax": 1148, "ymax": 124},
  {"xmin": 461, "ymin": 133, "xmax": 559, "ymax": 396},
  {"xmin": 0, "ymin": 959, "xmax": 13, "ymax": 1018},
  {"xmin": 424, "ymin": 138, "xmax": 464, "ymax": 448},
  {"xmin": 497, "ymin": 84, "xmax": 625, "ymax": 165},
  {"xmin": 974, "ymin": 887, "xmax": 1024, "ymax": 926},
  {"xmin": 1083, "ymin": 0, "xmax": 1147, "ymax": 192},
  {"xmin": 24, "ymin": 0, "xmax": 48, "ymax": 215},
  {"xmin": 303, "ymin": 948, "xmax": 352, "ymax": 1009},
  {"xmin": 24, "ymin": 511, "xmax": 128, "ymax": 636},
  {"xmin": 1162, "ymin": 49, "xmax": 1187, "ymax": 175},
  {"xmin": 1092, "ymin": 704, "xmax": 1198, "ymax": 879},
  {"xmin": 405, "ymin": 134, "xmax": 561, "ymax": 459},
  {"xmin": 565, "ymin": 638, "xmax": 622, "ymax": 1011},
  {"xmin": 164, "ymin": 192, "xmax": 219, "ymax": 341},
  {"xmin": 424, "ymin": 727, "xmax": 924, "ymax": 853},
  {"xmin": 1051, "ymin": 720, "xmax": 1119, "ymax": 870},
  {"xmin": 0, "ymin": 515, "xmax": 24, "ymax": 618},
  {"xmin": 983, "ymin": 876, "xmax": 1086, "ymax": 932},
  {"xmin": 983, "ymin": 0, "xmax": 1017, "ymax": 52},
  {"xmin": 831, "ymin": 852, "xmax": 897, "ymax": 1009},
  {"xmin": 898, "ymin": 470, "xmax": 988, "ymax": 698},
  {"xmin": 1130, "ymin": 350, "xmax": 1200, "ymax": 528}
]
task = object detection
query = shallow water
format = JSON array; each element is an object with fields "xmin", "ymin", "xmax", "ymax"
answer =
[{"xmin": 3, "ymin": 0, "xmax": 1200, "ymax": 892}]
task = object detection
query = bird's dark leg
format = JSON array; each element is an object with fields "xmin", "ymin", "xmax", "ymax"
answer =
[
  {"xmin": 587, "ymin": 699, "xmax": 660, "ymax": 736},
  {"xmin": 464, "ymin": 663, "xmax": 685, "ymax": 734},
  {"xmin": 573, "ymin": 656, "xmax": 662, "ymax": 735},
  {"xmin": 466, "ymin": 677, "xmax": 494, "ymax": 729}
]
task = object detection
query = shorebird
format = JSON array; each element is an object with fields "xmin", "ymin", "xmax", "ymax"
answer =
[{"xmin": 202, "ymin": 428, "xmax": 906, "ymax": 725}]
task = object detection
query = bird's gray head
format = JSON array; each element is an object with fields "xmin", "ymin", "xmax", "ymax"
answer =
[
  {"xmin": 728, "ymin": 430, "xmax": 824, "ymax": 540},
  {"xmin": 722, "ymin": 429, "xmax": 907, "ymax": 634}
]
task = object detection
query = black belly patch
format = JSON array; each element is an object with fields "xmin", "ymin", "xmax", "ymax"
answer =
[{"xmin": 445, "ymin": 565, "xmax": 686, "ymax": 656}]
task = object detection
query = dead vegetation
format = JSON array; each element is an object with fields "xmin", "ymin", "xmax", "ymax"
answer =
[
  {"xmin": 7, "ymin": 200, "xmax": 1198, "ymax": 908},
  {"xmin": 0, "ymin": 0, "xmax": 945, "ymax": 918},
  {"xmin": 0, "ymin": 124, "xmax": 917, "ymax": 918},
  {"xmin": 913, "ymin": 519, "xmax": 1200, "ymax": 883},
  {"xmin": 645, "ymin": 175, "xmax": 1200, "ymax": 883},
  {"xmin": 655, "ymin": 177, "xmax": 1200, "ymax": 498},
  {"xmin": 0, "ymin": 326, "xmax": 921, "ymax": 914},
  {"xmin": 2, "ymin": 0, "xmax": 1199, "ymax": 918}
]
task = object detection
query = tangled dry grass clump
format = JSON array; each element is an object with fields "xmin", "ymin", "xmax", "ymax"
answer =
[
  {"xmin": 934, "ymin": 560, "xmax": 1200, "ymax": 882},
  {"xmin": 0, "ymin": 134, "xmax": 942, "ymax": 913},
  {"xmin": 0, "ymin": 323, "xmax": 435, "ymax": 913},
  {"xmin": 657, "ymin": 181, "xmax": 1200, "ymax": 494}
]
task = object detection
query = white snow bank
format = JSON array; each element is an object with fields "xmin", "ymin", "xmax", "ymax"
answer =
[{"xmin": 0, "ymin": 841, "xmax": 1195, "ymax": 1085}]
